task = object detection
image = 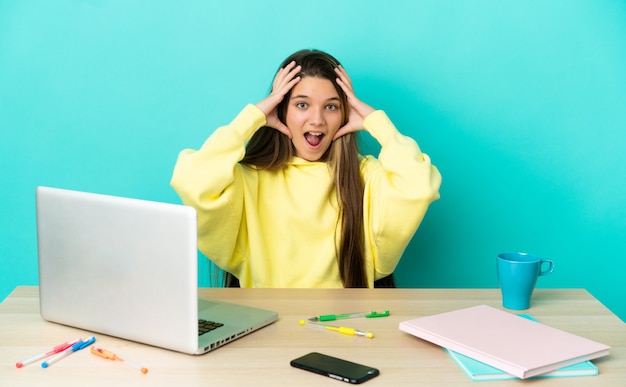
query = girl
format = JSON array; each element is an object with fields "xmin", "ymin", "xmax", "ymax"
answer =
[{"xmin": 171, "ymin": 49, "xmax": 441, "ymax": 288}]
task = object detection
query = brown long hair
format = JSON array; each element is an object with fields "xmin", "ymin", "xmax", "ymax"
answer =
[{"xmin": 241, "ymin": 49, "xmax": 367, "ymax": 287}]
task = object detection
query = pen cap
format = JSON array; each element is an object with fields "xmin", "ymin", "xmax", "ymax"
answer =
[
  {"xmin": 91, "ymin": 346, "xmax": 116, "ymax": 360},
  {"xmin": 78, "ymin": 337, "xmax": 96, "ymax": 349},
  {"xmin": 366, "ymin": 310, "xmax": 390, "ymax": 318}
]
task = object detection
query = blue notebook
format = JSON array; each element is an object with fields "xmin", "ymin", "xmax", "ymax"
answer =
[
  {"xmin": 446, "ymin": 349, "xmax": 598, "ymax": 381},
  {"xmin": 445, "ymin": 314, "xmax": 598, "ymax": 381}
]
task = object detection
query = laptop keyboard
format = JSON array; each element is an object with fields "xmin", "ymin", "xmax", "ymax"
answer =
[{"xmin": 198, "ymin": 319, "xmax": 224, "ymax": 336}]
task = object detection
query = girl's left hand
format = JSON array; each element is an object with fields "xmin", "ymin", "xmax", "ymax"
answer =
[{"xmin": 333, "ymin": 65, "xmax": 375, "ymax": 140}]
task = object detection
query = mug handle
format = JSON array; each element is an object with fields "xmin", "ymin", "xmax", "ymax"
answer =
[{"xmin": 539, "ymin": 259, "xmax": 554, "ymax": 276}]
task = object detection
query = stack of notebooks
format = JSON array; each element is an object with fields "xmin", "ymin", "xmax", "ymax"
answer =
[
  {"xmin": 445, "ymin": 348, "xmax": 598, "ymax": 381},
  {"xmin": 399, "ymin": 305, "xmax": 610, "ymax": 381}
]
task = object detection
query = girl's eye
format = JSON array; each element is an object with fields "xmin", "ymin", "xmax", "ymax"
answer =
[
  {"xmin": 296, "ymin": 102, "xmax": 307, "ymax": 109},
  {"xmin": 326, "ymin": 104, "xmax": 338, "ymax": 111}
]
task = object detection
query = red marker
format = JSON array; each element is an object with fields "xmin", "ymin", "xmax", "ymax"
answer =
[
  {"xmin": 16, "ymin": 338, "xmax": 81, "ymax": 368},
  {"xmin": 42, "ymin": 336, "xmax": 96, "ymax": 368}
]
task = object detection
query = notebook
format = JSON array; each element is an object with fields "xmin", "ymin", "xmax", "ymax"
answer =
[
  {"xmin": 36, "ymin": 186, "xmax": 278, "ymax": 355},
  {"xmin": 399, "ymin": 304, "xmax": 610, "ymax": 379},
  {"xmin": 444, "ymin": 313, "xmax": 598, "ymax": 381},
  {"xmin": 445, "ymin": 349, "xmax": 598, "ymax": 381}
]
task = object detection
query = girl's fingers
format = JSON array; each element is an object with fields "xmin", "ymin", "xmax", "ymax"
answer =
[
  {"xmin": 257, "ymin": 62, "xmax": 302, "ymax": 133},
  {"xmin": 274, "ymin": 62, "xmax": 301, "ymax": 92},
  {"xmin": 335, "ymin": 66, "xmax": 353, "ymax": 91},
  {"xmin": 335, "ymin": 67, "xmax": 375, "ymax": 124},
  {"xmin": 335, "ymin": 76, "xmax": 354, "ymax": 99}
]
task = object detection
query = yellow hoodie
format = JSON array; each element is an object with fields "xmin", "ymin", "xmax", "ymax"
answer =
[{"xmin": 171, "ymin": 104, "xmax": 441, "ymax": 287}]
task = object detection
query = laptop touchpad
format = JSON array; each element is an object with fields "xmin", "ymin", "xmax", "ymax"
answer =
[{"xmin": 198, "ymin": 299, "xmax": 218, "ymax": 312}]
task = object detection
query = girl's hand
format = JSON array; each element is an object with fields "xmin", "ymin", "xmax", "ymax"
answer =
[
  {"xmin": 256, "ymin": 61, "xmax": 301, "ymax": 138},
  {"xmin": 333, "ymin": 65, "xmax": 375, "ymax": 140}
]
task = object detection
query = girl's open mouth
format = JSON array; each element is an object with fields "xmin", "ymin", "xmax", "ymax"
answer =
[{"xmin": 304, "ymin": 132, "xmax": 324, "ymax": 147}]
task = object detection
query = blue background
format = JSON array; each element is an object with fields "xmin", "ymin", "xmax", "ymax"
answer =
[{"xmin": 1, "ymin": 1, "xmax": 625, "ymax": 321}]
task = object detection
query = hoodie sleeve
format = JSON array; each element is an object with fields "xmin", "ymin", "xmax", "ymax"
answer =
[{"xmin": 360, "ymin": 110, "xmax": 442, "ymax": 283}]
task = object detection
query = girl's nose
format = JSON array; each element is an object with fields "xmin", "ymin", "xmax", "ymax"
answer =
[{"xmin": 309, "ymin": 107, "xmax": 326, "ymax": 125}]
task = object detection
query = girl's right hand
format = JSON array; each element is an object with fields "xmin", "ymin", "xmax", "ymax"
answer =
[{"xmin": 256, "ymin": 61, "xmax": 301, "ymax": 138}]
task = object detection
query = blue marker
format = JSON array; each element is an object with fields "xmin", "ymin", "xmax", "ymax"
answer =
[{"xmin": 42, "ymin": 336, "xmax": 96, "ymax": 368}]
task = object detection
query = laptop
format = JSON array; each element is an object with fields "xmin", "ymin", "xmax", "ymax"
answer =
[{"xmin": 36, "ymin": 186, "xmax": 278, "ymax": 355}]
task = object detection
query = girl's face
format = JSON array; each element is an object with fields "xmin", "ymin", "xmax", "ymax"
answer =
[{"xmin": 285, "ymin": 76, "xmax": 343, "ymax": 161}]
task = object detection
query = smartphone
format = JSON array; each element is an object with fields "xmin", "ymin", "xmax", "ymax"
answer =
[{"xmin": 290, "ymin": 352, "xmax": 380, "ymax": 384}]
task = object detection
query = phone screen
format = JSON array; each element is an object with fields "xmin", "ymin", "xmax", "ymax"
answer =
[{"xmin": 290, "ymin": 352, "xmax": 380, "ymax": 384}]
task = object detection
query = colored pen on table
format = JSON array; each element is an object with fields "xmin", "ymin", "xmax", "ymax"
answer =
[
  {"xmin": 15, "ymin": 338, "xmax": 82, "ymax": 368},
  {"xmin": 299, "ymin": 320, "xmax": 374, "ymax": 338},
  {"xmin": 309, "ymin": 310, "xmax": 389, "ymax": 322},
  {"xmin": 41, "ymin": 336, "xmax": 96, "ymax": 368},
  {"xmin": 91, "ymin": 346, "xmax": 149, "ymax": 374}
]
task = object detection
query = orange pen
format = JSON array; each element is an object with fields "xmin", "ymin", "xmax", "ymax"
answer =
[{"xmin": 90, "ymin": 346, "xmax": 148, "ymax": 374}]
